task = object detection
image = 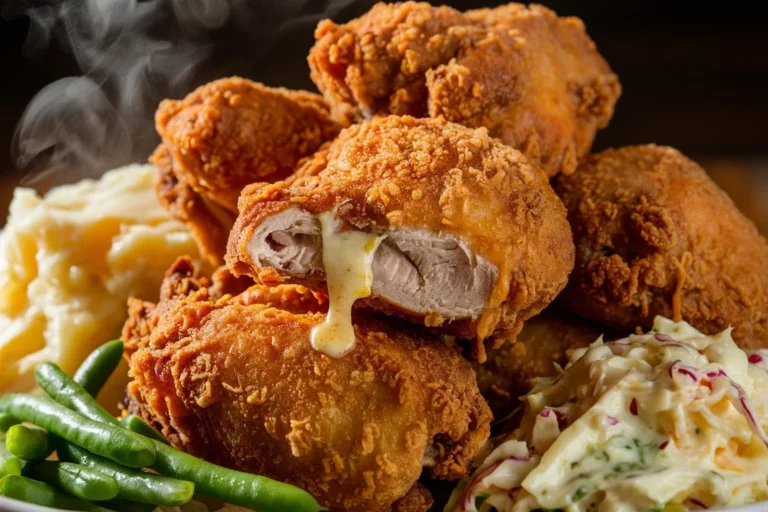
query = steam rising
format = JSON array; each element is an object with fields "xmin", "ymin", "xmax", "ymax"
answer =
[
  {"xmin": 13, "ymin": 77, "xmax": 131, "ymax": 184},
  {"xmin": 8, "ymin": 0, "xmax": 365, "ymax": 187}
]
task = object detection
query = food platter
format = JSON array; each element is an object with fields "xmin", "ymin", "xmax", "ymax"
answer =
[{"xmin": 2, "ymin": 2, "xmax": 768, "ymax": 512}]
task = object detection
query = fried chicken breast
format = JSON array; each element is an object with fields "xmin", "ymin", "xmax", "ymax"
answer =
[
  {"xmin": 154, "ymin": 77, "xmax": 340, "ymax": 264},
  {"xmin": 308, "ymin": 2, "xmax": 620, "ymax": 177},
  {"xmin": 123, "ymin": 257, "xmax": 491, "ymax": 512},
  {"xmin": 473, "ymin": 307, "xmax": 605, "ymax": 420},
  {"xmin": 555, "ymin": 145, "xmax": 768, "ymax": 348},
  {"xmin": 226, "ymin": 116, "xmax": 574, "ymax": 360}
]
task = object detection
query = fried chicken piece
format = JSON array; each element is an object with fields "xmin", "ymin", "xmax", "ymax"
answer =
[
  {"xmin": 151, "ymin": 144, "xmax": 235, "ymax": 266},
  {"xmin": 473, "ymin": 307, "xmax": 605, "ymax": 420},
  {"xmin": 308, "ymin": 2, "xmax": 620, "ymax": 177},
  {"xmin": 122, "ymin": 259, "xmax": 318, "ymax": 357},
  {"xmin": 154, "ymin": 77, "xmax": 340, "ymax": 264},
  {"xmin": 124, "ymin": 257, "xmax": 491, "ymax": 512},
  {"xmin": 554, "ymin": 145, "xmax": 768, "ymax": 348},
  {"xmin": 226, "ymin": 116, "xmax": 574, "ymax": 360}
]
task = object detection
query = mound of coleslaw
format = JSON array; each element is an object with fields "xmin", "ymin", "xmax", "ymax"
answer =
[{"xmin": 447, "ymin": 317, "xmax": 768, "ymax": 512}]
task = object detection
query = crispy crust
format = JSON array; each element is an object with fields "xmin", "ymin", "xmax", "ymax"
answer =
[
  {"xmin": 156, "ymin": 77, "xmax": 340, "ymax": 210},
  {"xmin": 555, "ymin": 144, "xmax": 768, "ymax": 349},
  {"xmin": 152, "ymin": 78, "xmax": 340, "ymax": 263},
  {"xmin": 226, "ymin": 116, "xmax": 574, "ymax": 359},
  {"xmin": 124, "ymin": 257, "xmax": 491, "ymax": 511},
  {"xmin": 151, "ymin": 144, "xmax": 235, "ymax": 266},
  {"xmin": 308, "ymin": 2, "xmax": 620, "ymax": 177}
]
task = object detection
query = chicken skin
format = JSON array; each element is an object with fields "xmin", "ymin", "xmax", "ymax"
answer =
[
  {"xmin": 123, "ymin": 257, "xmax": 491, "ymax": 512},
  {"xmin": 153, "ymin": 77, "xmax": 340, "ymax": 264},
  {"xmin": 226, "ymin": 116, "xmax": 574, "ymax": 360},
  {"xmin": 151, "ymin": 144, "xmax": 235, "ymax": 268},
  {"xmin": 308, "ymin": 2, "xmax": 620, "ymax": 177},
  {"xmin": 473, "ymin": 307, "xmax": 605, "ymax": 420},
  {"xmin": 555, "ymin": 145, "xmax": 768, "ymax": 348}
]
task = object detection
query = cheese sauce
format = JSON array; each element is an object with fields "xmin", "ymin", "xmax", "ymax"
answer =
[
  {"xmin": 310, "ymin": 213, "xmax": 380, "ymax": 358},
  {"xmin": 447, "ymin": 317, "xmax": 768, "ymax": 512}
]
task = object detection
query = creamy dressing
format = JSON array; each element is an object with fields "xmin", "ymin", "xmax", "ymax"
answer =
[
  {"xmin": 447, "ymin": 317, "xmax": 768, "ymax": 512},
  {"xmin": 310, "ymin": 213, "xmax": 380, "ymax": 358}
]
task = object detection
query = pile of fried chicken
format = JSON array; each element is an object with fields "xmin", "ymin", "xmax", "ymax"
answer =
[{"xmin": 121, "ymin": 3, "xmax": 768, "ymax": 511}]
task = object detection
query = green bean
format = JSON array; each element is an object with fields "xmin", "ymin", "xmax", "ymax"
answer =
[
  {"xmin": 0, "ymin": 475, "xmax": 113, "ymax": 511},
  {"xmin": 74, "ymin": 340, "xmax": 124, "ymax": 397},
  {"xmin": 33, "ymin": 461, "xmax": 119, "ymax": 501},
  {"xmin": 150, "ymin": 441, "xmax": 325, "ymax": 511},
  {"xmin": 5, "ymin": 425, "xmax": 49, "ymax": 461},
  {"xmin": 59, "ymin": 442, "xmax": 193, "ymax": 506},
  {"xmin": 120, "ymin": 415, "xmax": 168, "ymax": 445},
  {"xmin": 0, "ymin": 413, "xmax": 19, "ymax": 432},
  {"xmin": 36, "ymin": 362, "xmax": 122, "ymax": 428},
  {"xmin": 0, "ymin": 434, "xmax": 22, "ymax": 478},
  {"xmin": 0, "ymin": 394, "xmax": 154, "ymax": 468},
  {"xmin": 39, "ymin": 360, "xmax": 324, "ymax": 511}
]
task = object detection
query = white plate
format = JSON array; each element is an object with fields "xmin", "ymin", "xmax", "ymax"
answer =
[{"xmin": 0, "ymin": 497, "xmax": 70, "ymax": 512}]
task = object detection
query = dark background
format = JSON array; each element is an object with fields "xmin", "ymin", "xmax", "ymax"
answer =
[{"xmin": 1, "ymin": 0, "xmax": 768, "ymax": 228}]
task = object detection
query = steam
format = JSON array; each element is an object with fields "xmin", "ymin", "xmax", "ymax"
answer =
[
  {"xmin": 12, "ymin": 77, "xmax": 131, "ymax": 185},
  {"xmin": 7, "ymin": 0, "xmax": 365, "ymax": 188}
]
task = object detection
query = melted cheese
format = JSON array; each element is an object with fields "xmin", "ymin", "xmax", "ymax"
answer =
[{"xmin": 310, "ymin": 213, "xmax": 379, "ymax": 358}]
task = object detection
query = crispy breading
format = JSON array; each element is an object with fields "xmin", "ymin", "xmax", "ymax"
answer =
[
  {"xmin": 226, "ymin": 116, "xmax": 574, "ymax": 359},
  {"xmin": 151, "ymin": 144, "xmax": 235, "ymax": 266},
  {"xmin": 308, "ymin": 2, "xmax": 620, "ymax": 177},
  {"xmin": 122, "ymin": 260, "xmax": 320, "ymax": 356},
  {"xmin": 473, "ymin": 308, "xmax": 605, "ymax": 420},
  {"xmin": 124, "ymin": 257, "xmax": 491, "ymax": 512},
  {"xmin": 391, "ymin": 483, "xmax": 433, "ymax": 512},
  {"xmin": 555, "ymin": 145, "xmax": 768, "ymax": 348},
  {"xmin": 153, "ymin": 77, "xmax": 340, "ymax": 264}
]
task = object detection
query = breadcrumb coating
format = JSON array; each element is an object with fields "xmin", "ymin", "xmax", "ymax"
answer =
[
  {"xmin": 227, "ymin": 116, "xmax": 574, "ymax": 359},
  {"xmin": 555, "ymin": 144, "xmax": 768, "ymax": 349},
  {"xmin": 153, "ymin": 77, "xmax": 340, "ymax": 264},
  {"xmin": 123, "ymin": 257, "xmax": 491, "ymax": 512},
  {"xmin": 151, "ymin": 144, "xmax": 235, "ymax": 266},
  {"xmin": 309, "ymin": 2, "xmax": 620, "ymax": 177}
]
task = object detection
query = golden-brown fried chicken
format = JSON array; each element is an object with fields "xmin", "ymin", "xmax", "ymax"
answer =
[
  {"xmin": 226, "ymin": 115, "xmax": 574, "ymax": 360},
  {"xmin": 308, "ymin": 2, "xmax": 620, "ymax": 177},
  {"xmin": 123, "ymin": 257, "xmax": 491, "ymax": 512},
  {"xmin": 151, "ymin": 144, "xmax": 235, "ymax": 266},
  {"xmin": 154, "ymin": 77, "xmax": 340, "ymax": 264},
  {"xmin": 554, "ymin": 145, "xmax": 768, "ymax": 349},
  {"xmin": 473, "ymin": 307, "xmax": 605, "ymax": 420}
]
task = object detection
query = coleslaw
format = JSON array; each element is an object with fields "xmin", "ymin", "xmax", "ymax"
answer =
[{"xmin": 447, "ymin": 317, "xmax": 768, "ymax": 512}]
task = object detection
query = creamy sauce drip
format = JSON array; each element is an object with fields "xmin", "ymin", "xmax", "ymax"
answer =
[{"xmin": 310, "ymin": 213, "xmax": 380, "ymax": 358}]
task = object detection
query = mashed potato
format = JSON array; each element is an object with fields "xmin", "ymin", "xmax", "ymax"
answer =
[{"xmin": 0, "ymin": 164, "xmax": 203, "ymax": 410}]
